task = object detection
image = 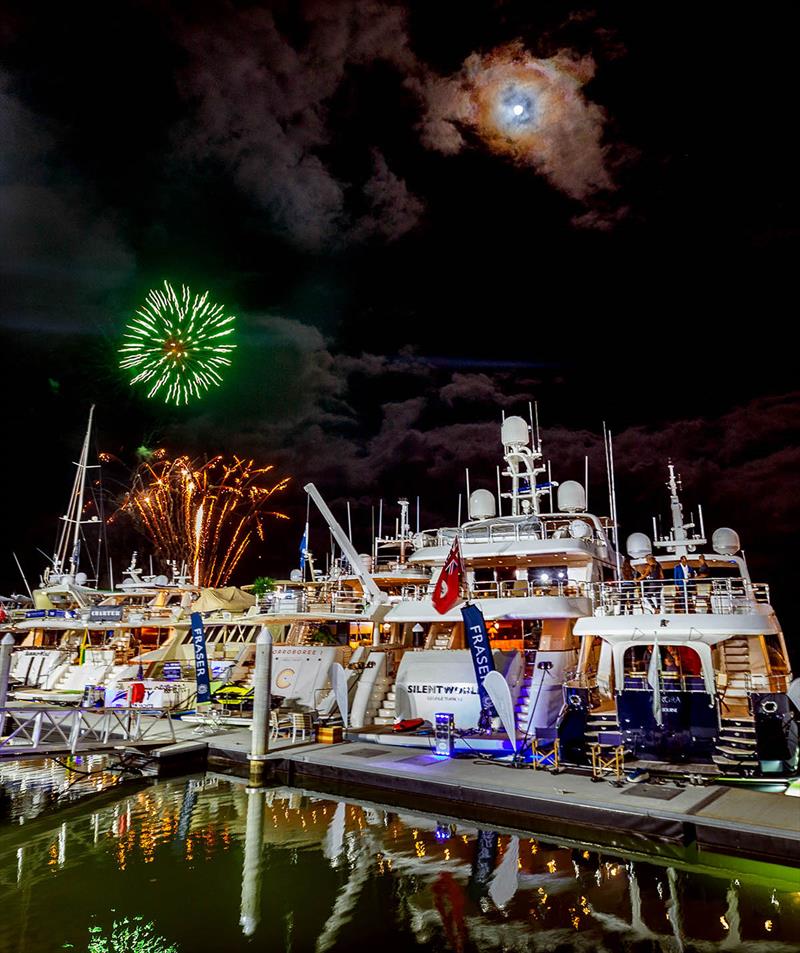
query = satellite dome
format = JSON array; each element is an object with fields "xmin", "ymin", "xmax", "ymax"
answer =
[
  {"xmin": 74, "ymin": 572, "xmax": 88, "ymax": 586},
  {"xmin": 501, "ymin": 416, "xmax": 529, "ymax": 447},
  {"xmin": 627, "ymin": 532, "xmax": 652, "ymax": 559},
  {"xmin": 568, "ymin": 519, "xmax": 591, "ymax": 539},
  {"xmin": 469, "ymin": 489, "xmax": 496, "ymax": 520},
  {"xmin": 289, "ymin": 569, "xmax": 303, "ymax": 582},
  {"xmin": 558, "ymin": 481, "xmax": 586, "ymax": 513},
  {"xmin": 712, "ymin": 527, "xmax": 740, "ymax": 555},
  {"xmin": 155, "ymin": 574, "xmax": 169, "ymax": 587}
]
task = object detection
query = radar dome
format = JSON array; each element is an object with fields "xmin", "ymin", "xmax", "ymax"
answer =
[
  {"xmin": 501, "ymin": 416, "xmax": 529, "ymax": 446},
  {"xmin": 569, "ymin": 519, "xmax": 591, "ymax": 539},
  {"xmin": 289, "ymin": 569, "xmax": 303, "ymax": 582},
  {"xmin": 155, "ymin": 574, "xmax": 169, "ymax": 587},
  {"xmin": 558, "ymin": 481, "xmax": 586, "ymax": 513},
  {"xmin": 627, "ymin": 532, "xmax": 652, "ymax": 559},
  {"xmin": 712, "ymin": 527, "xmax": 740, "ymax": 555},
  {"xmin": 74, "ymin": 572, "xmax": 88, "ymax": 586},
  {"xmin": 469, "ymin": 489, "xmax": 496, "ymax": 520}
]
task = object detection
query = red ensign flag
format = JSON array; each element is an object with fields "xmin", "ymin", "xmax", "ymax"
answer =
[{"xmin": 431, "ymin": 537, "xmax": 464, "ymax": 614}]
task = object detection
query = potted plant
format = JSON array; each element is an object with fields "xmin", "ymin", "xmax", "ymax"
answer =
[{"xmin": 251, "ymin": 576, "xmax": 277, "ymax": 598}]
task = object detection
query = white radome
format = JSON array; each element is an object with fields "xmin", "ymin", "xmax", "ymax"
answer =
[
  {"xmin": 627, "ymin": 532, "xmax": 652, "ymax": 558},
  {"xmin": 501, "ymin": 415, "xmax": 529, "ymax": 447},
  {"xmin": 569, "ymin": 519, "xmax": 591, "ymax": 539},
  {"xmin": 558, "ymin": 480, "xmax": 586, "ymax": 513},
  {"xmin": 469, "ymin": 488, "xmax": 496, "ymax": 520},
  {"xmin": 712, "ymin": 527, "xmax": 740, "ymax": 555}
]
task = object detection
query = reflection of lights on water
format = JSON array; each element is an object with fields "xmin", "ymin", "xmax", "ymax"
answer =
[
  {"xmin": 434, "ymin": 824, "xmax": 451, "ymax": 842},
  {"xmin": 720, "ymin": 916, "xmax": 729, "ymax": 930},
  {"xmin": 765, "ymin": 920, "xmax": 774, "ymax": 932}
]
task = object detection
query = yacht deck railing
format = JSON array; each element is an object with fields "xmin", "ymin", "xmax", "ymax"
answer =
[
  {"xmin": 590, "ymin": 579, "xmax": 770, "ymax": 616},
  {"xmin": 257, "ymin": 589, "xmax": 367, "ymax": 617},
  {"xmin": 400, "ymin": 579, "xmax": 587, "ymax": 602},
  {"xmin": 415, "ymin": 517, "xmax": 607, "ymax": 549}
]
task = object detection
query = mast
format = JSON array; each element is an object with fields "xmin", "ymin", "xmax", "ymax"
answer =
[
  {"xmin": 666, "ymin": 461, "xmax": 688, "ymax": 554},
  {"xmin": 53, "ymin": 405, "xmax": 96, "ymax": 578},
  {"xmin": 653, "ymin": 460, "xmax": 706, "ymax": 557},
  {"xmin": 499, "ymin": 415, "xmax": 550, "ymax": 516}
]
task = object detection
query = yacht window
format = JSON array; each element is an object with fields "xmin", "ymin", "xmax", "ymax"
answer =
[
  {"xmin": 527, "ymin": 566, "xmax": 568, "ymax": 586},
  {"xmin": 764, "ymin": 634, "xmax": 789, "ymax": 674}
]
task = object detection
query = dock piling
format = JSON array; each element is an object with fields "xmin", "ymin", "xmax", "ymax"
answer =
[
  {"xmin": 0, "ymin": 633, "xmax": 14, "ymax": 735},
  {"xmin": 248, "ymin": 626, "xmax": 272, "ymax": 783}
]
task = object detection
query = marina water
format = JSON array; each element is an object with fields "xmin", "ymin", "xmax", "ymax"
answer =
[{"xmin": 1, "ymin": 759, "xmax": 798, "ymax": 952}]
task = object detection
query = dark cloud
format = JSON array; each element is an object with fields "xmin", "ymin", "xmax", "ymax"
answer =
[
  {"xmin": 157, "ymin": 316, "xmax": 799, "ymax": 574},
  {"xmin": 0, "ymin": 71, "xmax": 135, "ymax": 331},
  {"xmin": 178, "ymin": 3, "xmax": 423, "ymax": 249}
]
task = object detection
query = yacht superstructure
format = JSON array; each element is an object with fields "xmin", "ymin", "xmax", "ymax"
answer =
[
  {"xmin": 349, "ymin": 415, "xmax": 618, "ymax": 748},
  {"xmin": 562, "ymin": 463, "xmax": 798, "ymax": 777}
]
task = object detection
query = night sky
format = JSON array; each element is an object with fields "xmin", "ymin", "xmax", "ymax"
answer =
[{"xmin": 1, "ymin": 2, "xmax": 798, "ymax": 643}]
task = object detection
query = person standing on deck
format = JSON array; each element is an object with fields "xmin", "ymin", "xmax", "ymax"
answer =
[
  {"xmin": 620, "ymin": 557, "xmax": 636, "ymax": 613},
  {"xmin": 640, "ymin": 555, "xmax": 664, "ymax": 610},
  {"xmin": 673, "ymin": 555, "xmax": 694, "ymax": 610}
]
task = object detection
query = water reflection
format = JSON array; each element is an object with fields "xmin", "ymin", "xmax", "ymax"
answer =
[
  {"xmin": 0, "ymin": 763, "xmax": 798, "ymax": 953},
  {"xmin": 0, "ymin": 755, "xmax": 125, "ymax": 821}
]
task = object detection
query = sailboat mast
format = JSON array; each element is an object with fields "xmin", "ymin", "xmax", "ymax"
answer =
[
  {"xmin": 69, "ymin": 405, "xmax": 95, "ymax": 575},
  {"xmin": 54, "ymin": 406, "xmax": 95, "ymax": 577}
]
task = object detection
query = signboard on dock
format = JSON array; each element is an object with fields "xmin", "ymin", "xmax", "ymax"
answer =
[
  {"xmin": 190, "ymin": 612, "xmax": 212, "ymax": 706},
  {"xmin": 461, "ymin": 603, "xmax": 497, "ymax": 722},
  {"xmin": 162, "ymin": 661, "xmax": 183, "ymax": 681}
]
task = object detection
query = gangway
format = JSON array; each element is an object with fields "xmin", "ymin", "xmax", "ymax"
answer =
[{"xmin": 0, "ymin": 706, "xmax": 176, "ymax": 758}]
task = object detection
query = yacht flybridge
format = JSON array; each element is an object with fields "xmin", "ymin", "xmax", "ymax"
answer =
[{"xmin": 562, "ymin": 463, "xmax": 798, "ymax": 777}]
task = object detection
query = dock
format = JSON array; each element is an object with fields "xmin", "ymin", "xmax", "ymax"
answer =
[
  {"xmin": 3, "ymin": 699, "xmax": 797, "ymax": 869},
  {"xmin": 200, "ymin": 734, "xmax": 800, "ymax": 868}
]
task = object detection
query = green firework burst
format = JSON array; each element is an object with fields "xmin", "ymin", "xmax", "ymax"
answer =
[{"xmin": 119, "ymin": 281, "xmax": 236, "ymax": 405}]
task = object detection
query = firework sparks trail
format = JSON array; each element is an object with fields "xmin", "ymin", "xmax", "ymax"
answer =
[
  {"xmin": 119, "ymin": 281, "xmax": 237, "ymax": 405},
  {"xmin": 119, "ymin": 455, "xmax": 289, "ymax": 587}
]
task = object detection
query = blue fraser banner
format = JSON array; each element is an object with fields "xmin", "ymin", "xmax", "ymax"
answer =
[
  {"xmin": 460, "ymin": 602, "xmax": 496, "ymax": 719},
  {"xmin": 190, "ymin": 612, "xmax": 212, "ymax": 705}
]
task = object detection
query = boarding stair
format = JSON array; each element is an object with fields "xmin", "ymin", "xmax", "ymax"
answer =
[
  {"xmin": 718, "ymin": 637, "xmax": 751, "ymax": 704},
  {"xmin": 515, "ymin": 671, "xmax": 536, "ymax": 734},
  {"xmin": 425, "ymin": 625, "xmax": 455, "ymax": 651},
  {"xmin": 286, "ymin": 622, "xmax": 316, "ymax": 645},
  {"xmin": 712, "ymin": 715, "xmax": 759, "ymax": 770},
  {"xmin": 584, "ymin": 710, "xmax": 623, "ymax": 747},
  {"xmin": 372, "ymin": 676, "xmax": 398, "ymax": 726}
]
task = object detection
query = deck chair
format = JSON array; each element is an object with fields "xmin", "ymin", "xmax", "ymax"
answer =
[
  {"xmin": 270, "ymin": 709, "xmax": 292, "ymax": 739},
  {"xmin": 290, "ymin": 712, "xmax": 313, "ymax": 743}
]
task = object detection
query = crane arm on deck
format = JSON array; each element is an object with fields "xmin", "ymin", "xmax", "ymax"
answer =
[{"xmin": 303, "ymin": 483, "xmax": 385, "ymax": 605}]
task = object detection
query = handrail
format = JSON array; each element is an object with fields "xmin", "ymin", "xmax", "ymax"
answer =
[
  {"xmin": 415, "ymin": 518, "xmax": 604, "ymax": 549},
  {"xmin": 257, "ymin": 588, "xmax": 367, "ymax": 616},
  {"xmin": 0, "ymin": 706, "xmax": 175, "ymax": 754},
  {"xmin": 588, "ymin": 578, "xmax": 770, "ymax": 616},
  {"xmin": 399, "ymin": 579, "xmax": 588, "ymax": 602}
]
